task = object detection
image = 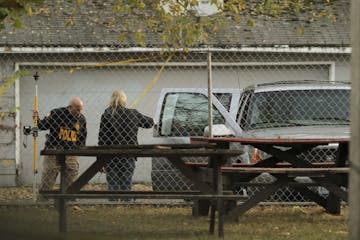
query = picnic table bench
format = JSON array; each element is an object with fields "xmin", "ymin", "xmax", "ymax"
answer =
[{"xmin": 190, "ymin": 137, "xmax": 350, "ymax": 221}]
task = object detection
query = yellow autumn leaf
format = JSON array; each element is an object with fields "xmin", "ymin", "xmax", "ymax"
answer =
[
  {"xmin": 118, "ymin": 33, "xmax": 126, "ymax": 42},
  {"xmin": 135, "ymin": 32, "xmax": 145, "ymax": 46},
  {"xmin": 297, "ymin": 27, "xmax": 303, "ymax": 36},
  {"xmin": 247, "ymin": 18, "xmax": 255, "ymax": 27},
  {"xmin": 71, "ymin": 7, "xmax": 77, "ymax": 15},
  {"xmin": 26, "ymin": 7, "xmax": 33, "ymax": 16},
  {"xmin": 66, "ymin": 19, "xmax": 74, "ymax": 27}
]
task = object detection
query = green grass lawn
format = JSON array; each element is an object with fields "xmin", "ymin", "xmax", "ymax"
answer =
[{"xmin": 0, "ymin": 205, "xmax": 348, "ymax": 240}]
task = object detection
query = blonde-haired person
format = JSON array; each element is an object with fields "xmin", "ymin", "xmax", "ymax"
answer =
[
  {"xmin": 98, "ymin": 90, "xmax": 154, "ymax": 200},
  {"xmin": 110, "ymin": 90, "xmax": 127, "ymax": 110}
]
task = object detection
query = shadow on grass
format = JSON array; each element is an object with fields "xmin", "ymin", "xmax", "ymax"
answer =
[{"xmin": 0, "ymin": 205, "xmax": 348, "ymax": 240}]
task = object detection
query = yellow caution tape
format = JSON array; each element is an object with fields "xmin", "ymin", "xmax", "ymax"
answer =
[
  {"xmin": 69, "ymin": 55, "xmax": 162, "ymax": 74},
  {"xmin": 129, "ymin": 54, "xmax": 173, "ymax": 109},
  {"xmin": 0, "ymin": 160, "xmax": 15, "ymax": 166}
]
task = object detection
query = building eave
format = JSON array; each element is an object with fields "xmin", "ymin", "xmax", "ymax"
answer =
[{"xmin": 0, "ymin": 46, "xmax": 352, "ymax": 54}]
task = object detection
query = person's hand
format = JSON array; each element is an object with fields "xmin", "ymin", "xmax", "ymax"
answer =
[{"xmin": 33, "ymin": 110, "xmax": 39, "ymax": 120}]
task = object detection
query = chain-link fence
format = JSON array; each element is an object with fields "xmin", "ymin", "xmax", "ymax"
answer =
[{"xmin": 0, "ymin": 49, "xmax": 351, "ymax": 203}]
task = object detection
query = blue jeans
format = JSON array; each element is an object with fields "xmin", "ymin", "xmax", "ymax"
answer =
[{"xmin": 105, "ymin": 157, "xmax": 136, "ymax": 191}]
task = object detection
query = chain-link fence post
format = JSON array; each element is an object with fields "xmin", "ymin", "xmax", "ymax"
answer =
[
  {"xmin": 207, "ymin": 50, "xmax": 213, "ymax": 137},
  {"xmin": 349, "ymin": 0, "xmax": 360, "ymax": 239}
]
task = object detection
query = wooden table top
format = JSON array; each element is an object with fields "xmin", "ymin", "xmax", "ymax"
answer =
[{"xmin": 191, "ymin": 137, "xmax": 350, "ymax": 145}]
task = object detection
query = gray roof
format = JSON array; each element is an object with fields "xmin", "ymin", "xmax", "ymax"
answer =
[{"xmin": 0, "ymin": 0, "xmax": 351, "ymax": 48}]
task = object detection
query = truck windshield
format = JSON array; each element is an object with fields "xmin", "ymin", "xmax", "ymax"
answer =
[{"xmin": 244, "ymin": 89, "xmax": 350, "ymax": 130}]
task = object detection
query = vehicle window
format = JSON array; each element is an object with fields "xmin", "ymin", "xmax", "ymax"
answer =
[
  {"xmin": 213, "ymin": 93, "xmax": 232, "ymax": 111},
  {"xmin": 159, "ymin": 93, "xmax": 225, "ymax": 136},
  {"xmin": 239, "ymin": 92, "xmax": 254, "ymax": 129},
  {"xmin": 237, "ymin": 91, "xmax": 251, "ymax": 125},
  {"xmin": 242, "ymin": 89, "xmax": 350, "ymax": 130}
]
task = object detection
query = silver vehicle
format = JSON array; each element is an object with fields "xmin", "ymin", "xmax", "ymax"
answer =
[
  {"xmin": 228, "ymin": 80, "xmax": 350, "ymax": 201},
  {"xmin": 234, "ymin": 80, "xmax": 350, "ymax": 163},
  {"xmin": 151, "ymin": 88, "xmax": 241, "ymax": 191},
  {"xmin": 151, "ymin": 81, "xmax": 350, "ymax": 201}
]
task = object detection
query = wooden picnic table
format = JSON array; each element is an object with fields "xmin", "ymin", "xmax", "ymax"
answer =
[
  {"xmin": 191, "ymin": 137, "xmax": 349, "ymax": 221},
  {"xmin": 40, "ymin": 143, "xmax": 243, "ymax": 237}
]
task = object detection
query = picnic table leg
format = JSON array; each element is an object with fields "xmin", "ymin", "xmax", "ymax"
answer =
[
  {"xmin": 216, "ymin": 159, "xmax": 224, "ymax": 238},
  {"xmin": 326, "ymin": 182, "xmax": 341, "ymax": 214},
  {"xmin": 226, "ymin": 179, "xmax": 288, "ymax": 221},
  {"xmin": 326, "ymin": 143, "xmax": 348, "ymax": 214},
  {"xmin": 57, "ymin": 155, "xmax": 67, "ymax": 232},
  {"xmin": 209, "ymin": 155, "xmax": 226, "ymax": 238},
  {"xmin": 209, "ymin": 204, "xmax": 215, "ymax": 234},
  {"xmin": 209, "ymin": 156, "xmax": 222, "ymax": 235},
  {"xmin": 58, "ymin": 197, "xmax": 67, "ymax": 232},
  {"xmin": 192, "ymin": 199, "xmax": 210, "ymax": 216},
  {"xmin": 218, "ymin": 199, "xmax": 224, "ymax": 238}
]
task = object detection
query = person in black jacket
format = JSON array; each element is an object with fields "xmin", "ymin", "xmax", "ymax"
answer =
[
  {"xmin": 35, "ymin": 97, "xmax": 87, "ymax": 191},
  {"xmin": 98, "ymin": 90, "xmax": 154, "ymax": 196}
]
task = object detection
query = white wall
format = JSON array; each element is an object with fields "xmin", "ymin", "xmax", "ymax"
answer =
[{"xmin": 18, "ymin": 62, "xmax": 332, "ymax": 185}]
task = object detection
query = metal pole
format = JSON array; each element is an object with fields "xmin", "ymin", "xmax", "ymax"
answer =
[
  {"xmin": 32, "ymin": 72, "xmax": 39, "ymax": 202},
  {"xmin": 207, "ymin": 50, "xmax": 213, "ymax": 137},
  {"xmin": 350, "ymin": 0, "xmax": 360, "ymax": 239}
]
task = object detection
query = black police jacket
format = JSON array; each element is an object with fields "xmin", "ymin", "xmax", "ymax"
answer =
[{"xmin": 38, "ymin": 107, "xmax": 87, "ymax": 149}]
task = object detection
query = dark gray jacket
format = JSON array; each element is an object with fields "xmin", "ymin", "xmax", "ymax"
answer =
[{"xmin": 98, "ymin": 106, "xmax": 154, "ymax": 145}]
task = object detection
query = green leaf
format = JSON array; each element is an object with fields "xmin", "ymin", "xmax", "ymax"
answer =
[
  {"xmin": 66, "ymin": 19, "xmax": 74, "ymax": 27},
  {"xmin": 25, "ymin": 6, "xmax": 32, "ymax": 16},
  {"xmin": 138, "ymin": 1, "xmax": 146, "ymax": 9},
  {"xmin": 247, "ymin": 18, "xmax": 255, "ymax": 27},
  {"xmin": 71, "ymin": 7, "xmax": 76, "ymax": 15},
  {"xmin": 135, "ymin": 31, "xmax": 144, "ymax": 46},
  {"xmin": 0, "ymin": 71, "xmax": 22, "ymax": 99},
  {"xmin": 162, "ymin": 33, "xmax": 168, "ymax": 43},
  {"xmin": 233, "ymin": 15, "xmax": 242, "ymax": 23},
  {"xmin": 11, "ymin": 106, "xmax": 20, "ymax": 113},
  {"xmin": 117, "ymin": 33, "xmax": 126, "ymax": 42},
  {"xmin": 265, "ymin": 0, "xmax": 271, "ymax": 9},
  {"xmin": 297, "ymin": 26, "xmax": 303, "ymax": 36},
  {"xmin": 13, "ymin": 17, "xmax": 22, "ymax": 28}
]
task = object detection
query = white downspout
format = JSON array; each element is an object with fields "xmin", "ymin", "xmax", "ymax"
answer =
[{"xmin": 329, "ymin": 62, "xmax": 336, "ymax": 82}]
